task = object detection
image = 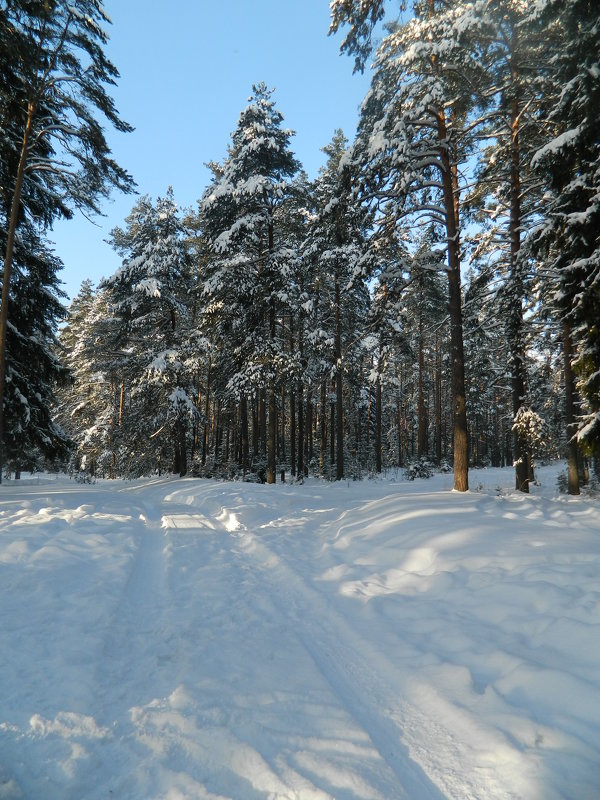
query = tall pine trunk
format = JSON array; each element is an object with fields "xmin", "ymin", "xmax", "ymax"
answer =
[
  {"xmin": 202, "ymin": 358, "xmax": 211, "ymax": 465},
  {"xmin": 266, "ymin": 217, "xmax": 277, "ymax": 484},
  {"xmin": 509, "ymin": 57, "xmax": 529, "ymax": 493},
  {"xmin": 335, "ymin": 277, "xmax": 344, "ymax": 480},
  {"xmin": 320, "ymin": 379, "xmax": 327, "ymax": 476},
  {"xmin": 563, "ymin": 322, "xmax": 580, "ymax": 495},
  {"xmin": 267, "ymin": 383, "xmax": 276, "ymax": 484},
  {"xmin": 297, "ymin": 315, "xmax": 305, "ymax": 480},
  {"xmin": 375, "ymin": 328, "xmax": 383, "ymax": 474},
  {"xmin": 417, "ymin": 299, "xmax": 427, "ymax": 458},
  {"xmin": 240, "ymin": 394, "xmax": 249, "ymax": 474},
  {"xmin": 438, "ymin": 109, "xmax": 468, "ymax": 491},
  {"xmin": 434, "ymin": 333, "xmax": 442, "ymax": 463},
  {"xmin": 0, "ymin": 101, "xmax": 35, "ymax": 483}
]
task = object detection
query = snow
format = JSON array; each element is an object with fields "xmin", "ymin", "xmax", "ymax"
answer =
[
  {"xmin": 0, "ymin": 463, "xmax": 599, "ymax": 799},
  {"xmin": 531, "ymin": 127, "xmax": 581, "ymax": 167}
]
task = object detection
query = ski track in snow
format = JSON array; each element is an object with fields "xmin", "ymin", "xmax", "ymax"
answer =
[{"xmin": 0, "ymin": 465, "xmax": 598, "ymax": 799}]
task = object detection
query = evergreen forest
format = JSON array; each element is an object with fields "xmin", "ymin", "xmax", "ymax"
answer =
[{"xmin": 2, "ymin": 0, "xmax": 599, "ymax": 495}]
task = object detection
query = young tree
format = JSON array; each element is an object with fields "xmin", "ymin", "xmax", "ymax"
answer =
[
  {"xmin": 106, "ymin": 190, "xmax": 195, "ymax": 476},
  {"xmin": 56, "ymin": 280, "xmax": 117, "ymax": 477},
  {"xmin": 2, "ymin": 224, "xmax": 71, "ymax": 473}
]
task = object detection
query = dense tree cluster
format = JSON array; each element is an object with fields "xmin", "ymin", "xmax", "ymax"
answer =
[{"xmin": 3, "ymin": 2, "xmax": 599, "ymax": 494}]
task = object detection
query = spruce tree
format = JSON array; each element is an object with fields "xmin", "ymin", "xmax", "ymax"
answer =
[
  {"xmin": 199, "ymin": 83, "xmax": 300, "ymax": 483},
  {"xmin": 105, "ymin": 190, "xmax": 195, "ymax": 477},
  {"xmin": 2, "ymin": 224, "xmax": 71, "ymax": 473},
  {"xmin": 533, "ymin": 0, "xmax": 600, "ymax": 477},
  {"xmin": 303, "ymin": 130, "xmax": 369, "ymax": 480}
]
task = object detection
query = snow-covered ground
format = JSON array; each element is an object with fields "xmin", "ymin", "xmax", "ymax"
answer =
[{"xmin": 0, "ymin": 463, "xmax": 598, "ymax": 799}]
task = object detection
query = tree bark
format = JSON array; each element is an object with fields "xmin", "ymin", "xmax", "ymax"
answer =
[
  {"xmin": 297, "ymin": 313, "xmax": 305, "ymax": 479},
  {"xmin": 437, "ymin": 109, "xmax": 468, "ymax": 491},
  {"xmin": 0, "ymin": 101, "xmax": 35, "ymax": 483},
  {"xmin": 434, "ymin": 333, "xmax": 442, "ymax": 462},
  {"xmin": 335, "ymin": 277, "xmax": 344, "ymax": 480},
  {"xmin": 289, "ymin": 321, "xmax": 296, "ymax": 477},
  {"xmin": 317, "ymin": 379, "xmax": 325, "ymax": 475},
  {"xmin": 330, "ymin": 388, "xmax": 335, "ymax": 476},
  {"xmin": 240, "ymin": 394, "xmax": 249, "ymax": 474},
  {"xmin": 375, "ymin": 377, "xmax": 382, "ymax": 473},
  {"xmin": 417, "ymin": 298, "xmax": 427, "ymax": 458},
  {"xmin": 509, "ymin": 74, "xmax": 529, "ymax": 493},
  {"xmin": 307, "ymin": 390, "xmax": 313, "ymax": 471},
  {"xmin": 297, "ymin": 382, "xmax": 304, "ymax": 479},
  {"xmin": 563, "ymin": 322, "xmax": 580, "ymax": 495},
  {"xmin": 202, "ymin": 358, "xmax": 211, "ymax": 466},
  {"xmin": 267, "ymin": 274, "xmax": 277, "ymax": 483},
  {"xmin": 375, "ymin": 328, "xmax": 383, "ymax": 474},
  {"xmin": 267, "ymin": 383, "xmax": 276, "ymax": 484}
]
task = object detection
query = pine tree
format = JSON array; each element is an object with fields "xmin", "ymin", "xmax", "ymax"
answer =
[
  {"xmin": 56, "ymin": 280, "xmax": 112, "ymax": 477},
  {"xmin": 0, "ymin": 0, "xmax": 134, "ymax": 479},
  {"xmin": 462, "ymin": 0, "xmax": 554, "ymax": 491},
  {"xmin": 335, "ymin": 1, "xmax": 477, "ymax": 490}
]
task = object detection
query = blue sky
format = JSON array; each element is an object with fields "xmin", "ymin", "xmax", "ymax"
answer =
[{"xmin": 50, "ymin": 0, "xmax": 373, "ymax": 301}]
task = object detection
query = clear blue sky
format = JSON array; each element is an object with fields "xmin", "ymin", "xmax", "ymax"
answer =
[{"xmin": 50, "ymin": 0, "xmax": 373, "ymax": 302}]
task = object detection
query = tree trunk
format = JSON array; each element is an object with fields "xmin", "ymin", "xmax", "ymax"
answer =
[
  {"xmin": 396, "ymin": 394, "xmax": 403, "ymax": 468},
  {"xmin": 267, "ymin": 284, "xmax": 277, "ymax": 483},
  {"xmin": 330, "ymin": 389, "xmax": 335, "ymax": 476},
  {"xmin": 297, "ymin": 314, "xmax": 305, "ymax": 479},
  {"xmin": 290, "ymin": 322, "xmax": 296, "ymax": 477},
  {"xmin": 563, "ymin": 322, "xmax": 580, "ymax": 495},
  {"xmin": 267, "ymin": 384, "xmax": 276, "ymax": 484},
  {"xmin": 297, "ymin": 382, "xmax": 304, "ymax": 479},
  {"xmin": 202, "ymin": 359, "xmax": 211, "ymax": 466},
  {"xmin": 290, "ymin": 386, "xmax": 296, "ymax": 478},
  {"xmin": 176, "ymin": 417, "xmax": 187, "ymax": 477},
  {"xmin": 319, "ymin": 379, "xmax": 327, "ymax": 475},
  {"xmin": 335, "ymin": 277, "xmax": 344, "ymax": 480},
  {"xmin": 260, "ymin": 389, "xmax": 267, "ymax": 457},
  {"xmin": 434, "ymin": 333, "xmax": 442, "ymax": 463},
  {"xmin": 509, "ymin": 86, "xmax": 529, "ymax": 493},
  {"xmin": 119, "ymin": 376, "xmax": 125, "ymax": 427},
  {"xmin": 0, "ymin": 101, "xmax": 35, "ymax": 483},
  {"xmin": 240, "ymin": 394, "xmax": 249, "ymax": 474},
  {"xmin": 306, "ymin": 390, "xmax": 313, "ymax": 473},
  {"xmin": 437, "ymin": 109, "xmax": 468, "ymax": 491},
  {"xmin": 375, "ymin": 330, "xmax": 383, "ymax": 474},
  {"xmin": 375, "ymin": 377, "xmax": 382, "ymax": 473},
  {"xmin": 417, "ymin": 302, "xmax": 427, "ymax": 458},
  {"xmin": 252, "ymin": 392, "xmax": 259, "ymax": 461},
  {"xmin": 280, "ymin": 381, "xmax": 285, "ymax": 463}
]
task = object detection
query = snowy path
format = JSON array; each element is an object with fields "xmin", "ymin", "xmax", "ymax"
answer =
[{"xmin": 0, "ymin": 466, "xmax": 599, "ymax": 799}]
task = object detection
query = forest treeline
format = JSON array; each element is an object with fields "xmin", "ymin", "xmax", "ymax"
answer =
[{"xmin": 2, "ymin": 1, "xmax": 599, "ymax": 494}]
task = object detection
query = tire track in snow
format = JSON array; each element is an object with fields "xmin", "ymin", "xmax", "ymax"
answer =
[
  {"xmin": 227, "ymin": 514, "xmax": 538, "ymax": 800},
  {"xmin": 226, "ymin": 519, "xmax": 446, "ymax": 800},
  {"xmin": 95, "ymin": 509, "xmax": 169, "ymax": 702},
  {"xmin": 80, "ymin": 486, "xmax": 334, "ymax": 799},
  {"xmin": 59, "ymin": 499, "xmax": 172, "ymax": 799}
]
